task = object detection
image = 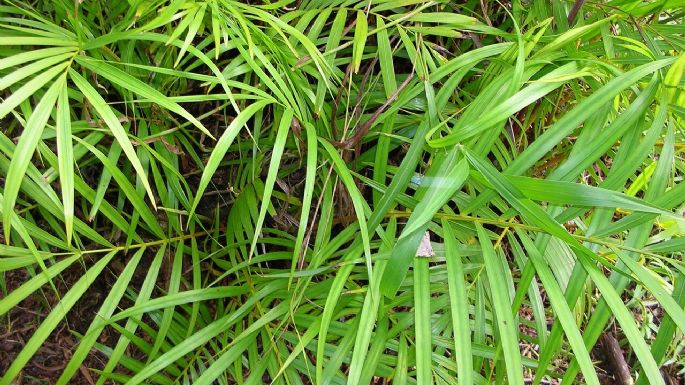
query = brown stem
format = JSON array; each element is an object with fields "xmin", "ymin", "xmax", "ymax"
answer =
[
  {"xmin": 568, "ymin": 0, "xmax": 586, "ymax": 26},
  {"xmin": 601, "ymin": 332, "xmax": 634, "ymax": 385},
  {"xmin": 331, "ymin": 64, "xmax": 353, "ymax": 139},
  {"xmin": 350, "ymin": 56, "xmax": 380, "ymax": 130},
  {"xmin": 333, "ymin": 72, "xmax": 415, "ymax": 150}
]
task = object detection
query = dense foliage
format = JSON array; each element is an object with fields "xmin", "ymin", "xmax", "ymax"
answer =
[{"xmin": 0, "ymin": 0, "xmax": 684, "ymax": 384}]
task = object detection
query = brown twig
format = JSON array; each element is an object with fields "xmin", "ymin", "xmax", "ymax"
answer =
[
  {"xmin": 568, "ymin": 0, "xmax": 586, "ymax": 26},
  {"xmin": 332, "ymin": 71, "xmax": 415, "ymax": 150},
  {"xmin": 468, "ymin": 32, "xmax": 483, "ymax": 48},
  {"xmin": 330, "ymin": 64, "xmax": 354, "ymax": 139},
  {"xmin": 291, "ymin": 115, "xmax": 304, "ymax": 147},
  {"xmin": 349, "ymin": 56, "xmax": 380, "ymax": 131},
  {"xmin": 601, "ymin": 332, "xmax": 634, "ymax": 385}
]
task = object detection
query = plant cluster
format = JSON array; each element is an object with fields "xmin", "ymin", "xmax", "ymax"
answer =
[{"xmin": 0, "ymin": 0, "xmax": 684, "ymax": 384}]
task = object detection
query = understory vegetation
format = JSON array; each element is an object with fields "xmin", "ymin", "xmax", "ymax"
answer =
[{"xmin": 0, "ymin": 0, "xmax": 684, "ymax": 384}]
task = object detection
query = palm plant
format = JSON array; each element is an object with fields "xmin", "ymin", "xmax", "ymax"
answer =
[{"xmin": 0, "ymin": 0, "xmax": 684, "ymax": 384}]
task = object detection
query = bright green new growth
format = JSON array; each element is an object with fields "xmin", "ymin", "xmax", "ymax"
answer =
[{"xmin": 0, "ymin": 1, "xmax": 684, "ymax": 385}]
